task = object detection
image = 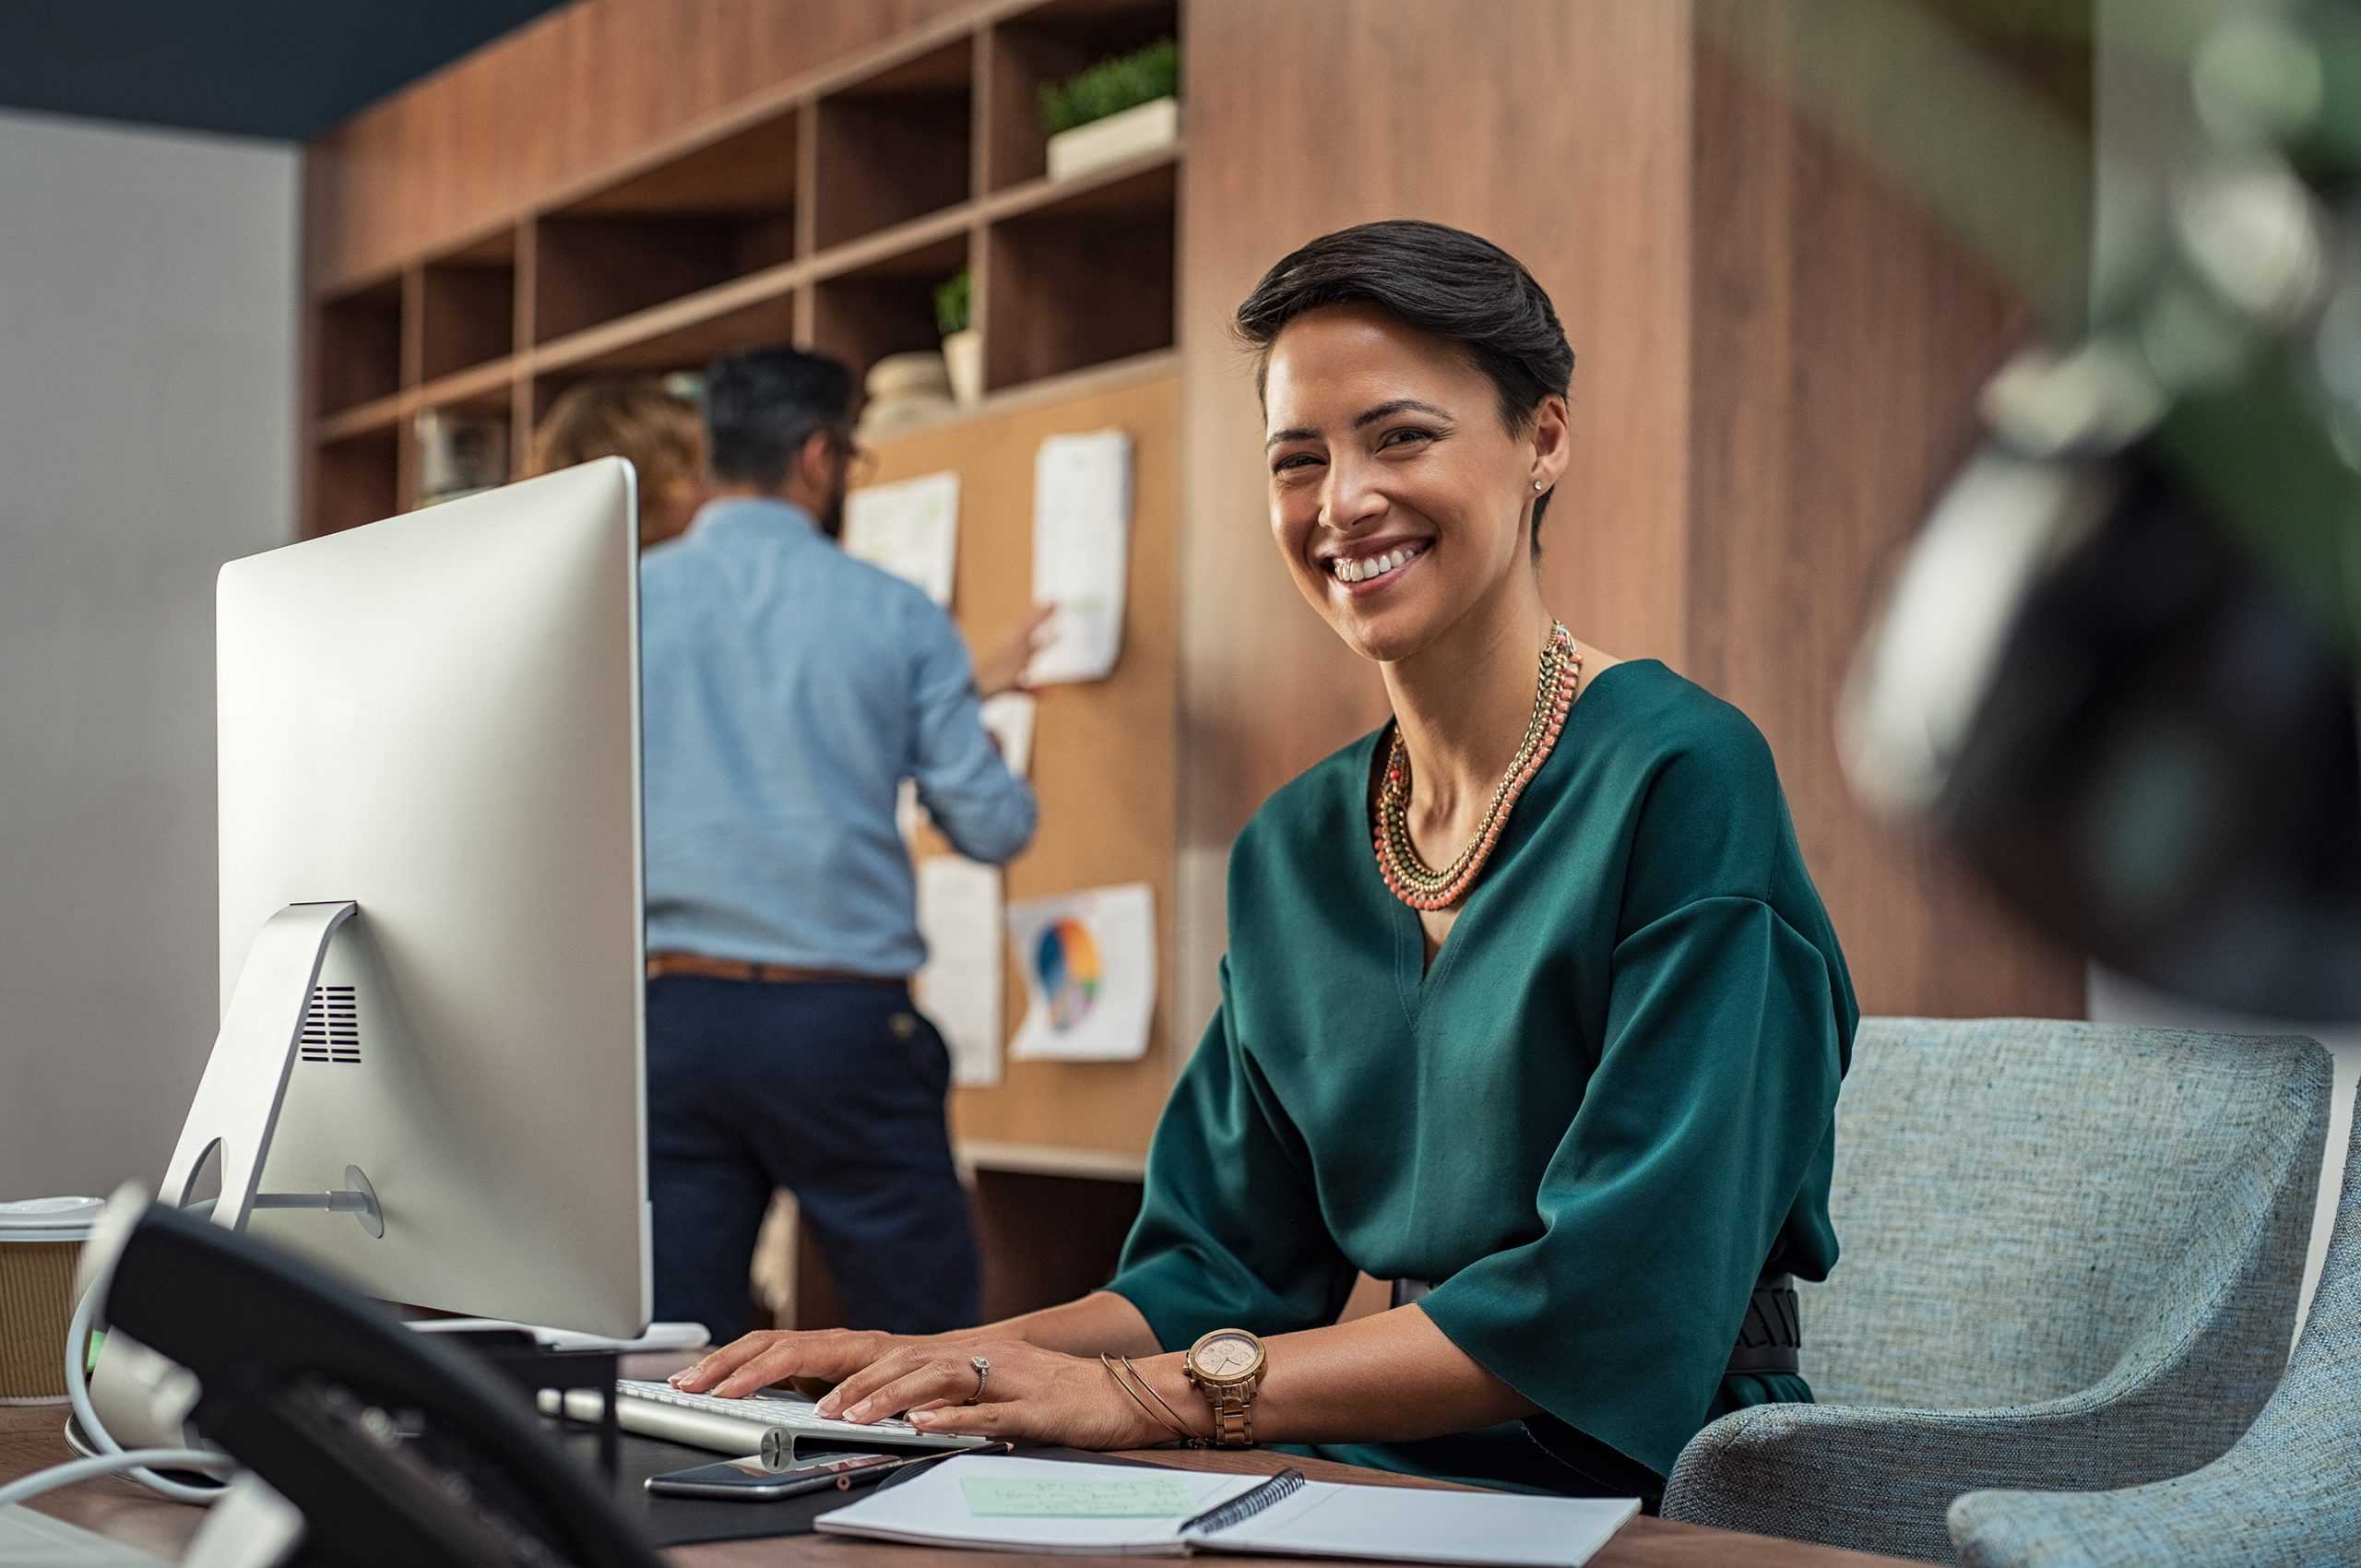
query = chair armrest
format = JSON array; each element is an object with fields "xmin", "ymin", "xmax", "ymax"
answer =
[{"xmin": 1661, "ymin": 1366, "xmax": 2272, "ymax": 1567}]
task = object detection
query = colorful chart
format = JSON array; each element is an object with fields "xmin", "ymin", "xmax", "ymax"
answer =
[{"xmin": 1034, "ymin": 917, "xmax": 1102, "ymax": 1030}]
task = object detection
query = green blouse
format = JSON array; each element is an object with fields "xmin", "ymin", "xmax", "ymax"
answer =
[{"xmin": 1105, "ymin": 659, "xmax": 1857, "ymax": 1496}]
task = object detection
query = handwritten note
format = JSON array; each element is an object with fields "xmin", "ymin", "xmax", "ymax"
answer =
[
  {"xmin": 1027, "ymin": 431, "xmax": 1132, "ymax": 683},
  {"xmin": 844, "ymin": 470, "xmax": 960, "ymax": 607},
  {"xmin": 960, "ymin": 1474, "xmax": 1196, "ymax": 1518}
]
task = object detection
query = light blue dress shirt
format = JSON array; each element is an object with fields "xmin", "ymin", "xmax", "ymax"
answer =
[{"xmin": 639, "ymin": 497, "xmax": 1036, "ymax": 976}]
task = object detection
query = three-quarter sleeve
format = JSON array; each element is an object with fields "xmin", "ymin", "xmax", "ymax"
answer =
[
  {"xmin": 1105, "ymin": 959, "xmax": 1358, "ymax": 1348},
  {"xmin": 1414, "ymin": 720, "xmax": 1853, "ymax": 1482},
  {"xmin": 904, "ymin": 599, "xmax": 1037, "ymax": 864}
]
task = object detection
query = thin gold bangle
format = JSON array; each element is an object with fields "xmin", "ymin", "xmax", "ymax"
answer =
[
  {"xmin": 1101, "ymin": 1354, "xmax": 1198, "ymax": 1445},
  {"xmin": 1121, "ymin": 1355, "xmax": 1208, "ymax": 1445}
]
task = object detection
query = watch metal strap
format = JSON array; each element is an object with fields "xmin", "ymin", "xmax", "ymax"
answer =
[{"xmin": 1215, "ymin": 1396, "xmax": 1253, "ymax": 1447}]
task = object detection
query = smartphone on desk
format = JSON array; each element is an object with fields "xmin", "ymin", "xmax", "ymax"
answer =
[{"xmin": 647, "ymin": 1443, "xmax": 1009, "ymax": 1502}]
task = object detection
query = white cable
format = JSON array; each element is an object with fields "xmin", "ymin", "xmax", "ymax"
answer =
[
  {"xmin": 64, "ymin": 1286, "xmax": 231, "ymax": 1505},
  {"xmin": 0, "ymin": 1448, "xmax": 233, "ymax": 1510}
]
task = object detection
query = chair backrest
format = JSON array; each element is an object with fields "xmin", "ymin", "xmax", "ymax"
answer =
[{"xmin": 1802, "ymin": 1017, "xmax": 2328, "ymax": 1408}]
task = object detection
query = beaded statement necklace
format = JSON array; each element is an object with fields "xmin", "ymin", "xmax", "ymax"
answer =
[{"xmin": 1373, "ymin": 623, "xmax": 1582, "ymax": 912}]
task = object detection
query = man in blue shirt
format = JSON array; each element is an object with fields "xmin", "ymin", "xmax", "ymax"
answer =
[{"xmin": 639, "ymin": 347, "xmax": 1038, "ymax": 1338}]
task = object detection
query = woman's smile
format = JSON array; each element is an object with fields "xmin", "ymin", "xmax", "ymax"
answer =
[{"xmin": 1323, "ymin": 538, "xmax": 1432, "ymax": 595}]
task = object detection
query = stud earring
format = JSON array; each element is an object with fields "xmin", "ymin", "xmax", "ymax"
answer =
[{"xmin": 1532, "ymin": 479, "xmax": 1546, "ymax": 493}]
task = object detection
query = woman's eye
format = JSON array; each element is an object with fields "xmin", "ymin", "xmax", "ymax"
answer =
[
  {"xmin": 1272, "ymin": 452, "xmax": 1322, "ymax": 475},
  {"xmin": 1380, "ymin": 427, "xmax": 1437, "ymax": 451}
]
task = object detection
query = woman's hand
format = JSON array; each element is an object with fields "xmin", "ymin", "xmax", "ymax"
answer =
[
  {"xmin": 822, "ymin": 1336, "xmax": 1165, "ymax": 1448},
  {"xmin": 671, "ymin": 1327, "xmax": 941, "ymax": 1400},
  {"xmin": 670, "ymin": 1327, "xmax": 1169, "ymax": 1449}
]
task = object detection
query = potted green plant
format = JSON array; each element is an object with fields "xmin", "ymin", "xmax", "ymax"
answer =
[
  {"xmin": 934, "ymin": 267, "xmax": 980, "ymax": 406},
  {"xmin": 1040, "ymin": 36, "xmax": 1179, "ymax": 183}
]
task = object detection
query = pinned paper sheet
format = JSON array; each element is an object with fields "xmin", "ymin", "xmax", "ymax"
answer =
[
  {"xmin": 1007, "ymin": 883, "xmax": 1155, "ymax": 1063},
  {"xmin": 1026, "ymin": 431, "xmax": 1132, "ymax": 684},
  {"xmin": 896, "ymin": 778, "xmax": 925, "ymax": 844},
  {"xmin": 979, "ymin": 692, "xmax": 1037, "ymax": 778},
  {"xmin": 915, "ymin": 856, "xmax": 1004, "ymax": 1088},
  {"xmin": 844, "ymin": 470, "xmax": 959, "ymax": 607}
]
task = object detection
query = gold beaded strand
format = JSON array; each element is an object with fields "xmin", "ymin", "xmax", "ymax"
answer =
[{"xmin": 1374, "ymin": 623, "xmax": 1581, "ymax": 911}]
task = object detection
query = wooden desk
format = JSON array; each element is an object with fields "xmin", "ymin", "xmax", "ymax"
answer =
[{"xmin": 1, "ymin": 1403, "xmax": 1908, "ymax": 1568}]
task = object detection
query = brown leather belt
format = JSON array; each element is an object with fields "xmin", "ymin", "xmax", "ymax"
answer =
[{"xmin": 645, "ymin": 951, "xmax": 907, "ymax": 988}]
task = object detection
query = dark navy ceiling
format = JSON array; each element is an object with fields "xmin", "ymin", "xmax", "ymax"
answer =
[{"xmin": 0, "ymin": 2, "xmax": 568, "ymax": 141}]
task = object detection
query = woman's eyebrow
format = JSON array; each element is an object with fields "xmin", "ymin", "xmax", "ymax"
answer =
[
  {"xmin": 1352, "ymin": 398, "xmax": 1450, "ymax": 429},
  {"xmin": 1264, "ymin": 398, "xmax": 1453, "ymax": 451}
]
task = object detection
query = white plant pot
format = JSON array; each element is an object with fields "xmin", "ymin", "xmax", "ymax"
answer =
[
  {"xmin": 943, "ymin": 328, "xmax": 983, "ymax": 406},
  {"xmin": 1045, "ymin": 95, "xmax": 1180, "ymax": 183}
]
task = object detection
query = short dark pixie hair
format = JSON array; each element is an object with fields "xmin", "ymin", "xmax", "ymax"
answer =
[
  {"xmin": 1234, "ymin": 220, "xmax": 1574, "ymax": 553},
  {"xmin": 702, "ymin": 345, "xmax": 855, "ymax": 492}
]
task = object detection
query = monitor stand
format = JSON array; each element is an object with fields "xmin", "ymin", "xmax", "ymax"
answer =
[
  {"xmin": 158, "ymin": 900, "xmax": 382, "ymax": 1236},
  {"xmin": 90, "ymin": 902, "xmax": 389, "ymax": 1461}
]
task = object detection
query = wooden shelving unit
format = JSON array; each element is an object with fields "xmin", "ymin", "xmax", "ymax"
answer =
[{"xmin": 300, "ymin": 0, "xmax": 1185, "ymax": 539}]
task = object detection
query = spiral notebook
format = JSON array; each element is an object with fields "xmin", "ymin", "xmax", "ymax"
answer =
[{"xmin": 813, "ymin": 1455, "xmax": 1637, "ymax": 1564}]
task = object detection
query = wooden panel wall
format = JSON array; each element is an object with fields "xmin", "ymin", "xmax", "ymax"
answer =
[
  {"xmin": 304, "ymin": 0, "xmax": 973, "ymax": 291},
  {"xmin": 1684, "ymin": 4, "xmax": 2087, "ymax": 1017},
  {"xmin": 1173, "ymin": 0, "xmax": 1697, "ymax": 1030},
  {"xmin": 1176, "ymin": 0, "xmax": 2084, "ymax": 1030}
]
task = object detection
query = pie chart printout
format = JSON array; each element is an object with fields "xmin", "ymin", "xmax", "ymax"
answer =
[
  {"xmin": 1036, "ymin": 917, "xmax": 1102, "ymax": 1030},
  {"xmin": 1006, "ymin": 883, "xmax": 1154, "ymax": 1063}
]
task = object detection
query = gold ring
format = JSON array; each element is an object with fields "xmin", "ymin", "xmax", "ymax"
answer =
[{"xmin": 967, "ymin": 1355, "xmax": 991, "ymax": 1405}]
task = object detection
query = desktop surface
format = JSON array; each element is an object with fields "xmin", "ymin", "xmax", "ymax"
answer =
[{"xmin": 0, "ymin": 1354, "xmax": 1917, "ymax": 1568}]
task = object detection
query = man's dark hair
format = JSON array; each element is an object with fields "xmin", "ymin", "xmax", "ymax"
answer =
[
  {"xmin": 702, "ymin": 346, "xmax": 856, "ymax": 493},
  {"xmin": 1234, "ymin": 220, "xmax": 1575, "ymax": 555}
]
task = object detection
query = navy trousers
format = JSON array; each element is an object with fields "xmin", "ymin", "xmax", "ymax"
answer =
[{"xmin": 645, "ymin": 976, "xmax": 980, "ymax": 1341}]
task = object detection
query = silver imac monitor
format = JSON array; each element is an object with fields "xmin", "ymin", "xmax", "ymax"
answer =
[{"xmin": 167, "ymin": 458, "xmax": 648, "ymax": 1336}]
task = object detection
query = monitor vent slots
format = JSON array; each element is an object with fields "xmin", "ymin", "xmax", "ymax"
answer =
[{"xmin": 299, "ymin": 985, "xmax": 362, "ymax": 1064}]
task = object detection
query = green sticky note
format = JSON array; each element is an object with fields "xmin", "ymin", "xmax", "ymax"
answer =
[{"xmin": 960, "ymin": 1475, "xmax": 1198, "ymax": 1518}]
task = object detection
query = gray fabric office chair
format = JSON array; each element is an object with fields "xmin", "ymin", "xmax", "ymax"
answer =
[
  {"xmin": 1944, "ymin": 1080, "xmax": 2361, "ymax": 1566},
  {"xmin": 1659, "ymin": 1017, "xmax": 2331, "ymax": 1563}
]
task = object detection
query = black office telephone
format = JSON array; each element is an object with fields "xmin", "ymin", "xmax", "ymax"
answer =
[{"xmin": 93, "ymin": 1197, "xmax": 660, "ymax": 1568}]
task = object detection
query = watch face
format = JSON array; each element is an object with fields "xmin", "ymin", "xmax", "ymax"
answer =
[{"xmin": 1194, "ymin": 1332, "xmax": 1260, "ymax": 1380}]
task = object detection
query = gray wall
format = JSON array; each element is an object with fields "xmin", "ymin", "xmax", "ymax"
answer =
[{"xmin": 0, "ymin": 110, "xmax": 298, "ymax": 1197}]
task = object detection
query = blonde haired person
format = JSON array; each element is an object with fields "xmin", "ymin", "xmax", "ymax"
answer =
[{"xmin": 529, "ymin": 380, "xmax": 710, "ymax": 549}]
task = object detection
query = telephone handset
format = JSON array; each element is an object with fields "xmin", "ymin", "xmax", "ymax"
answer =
[{"xmin": 84, "ymin": 1194, "xmax": 660, "ymax": 1568}]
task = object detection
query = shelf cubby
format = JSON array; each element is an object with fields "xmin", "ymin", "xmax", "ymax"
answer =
[
  {"xmin": 311, "ymin": 427, "xmax": 398, "ymax": 538},
  {"xmin": 314, "ymin": 276, "xmax": 403, "ymax": 418},
  {"xmin": 982, "ymin": 0, "xmax": 1180, "ymax": 192},
  {"xmin": 809, "ymin": 40, "xmax": 975, "ymax": 252},
  {"xmin": 530, "ymin": 113, "xmax": 801, "ymax": 347},
  {"xmin": 535, "ymin": 279, "xmax": 803, "ymax": 379},
  {"xmin": 808, "ymin": 231, "xmax": 971, "ymax": 392},
  {"xmin": 418, "ymin": 230, "xmax": 518, "ymax": 384},
  {"xmin": 982, "ymin": 153, "xmax": 1175, "ymax": 391}
]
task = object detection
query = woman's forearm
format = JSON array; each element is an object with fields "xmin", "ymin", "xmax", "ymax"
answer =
[
  {"xmin": 976, "ymin": 1289, "xmax": 1163, "ymax": 1359},
  {"xmin": 1121, "ymin": 1306, "xmax": 1536, "ymax": 1446}
]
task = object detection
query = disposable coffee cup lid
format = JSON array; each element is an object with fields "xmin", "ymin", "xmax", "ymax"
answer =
[{"xmin": 0, "ymin": 1196, "xmax": 104, "ymax": 1241}]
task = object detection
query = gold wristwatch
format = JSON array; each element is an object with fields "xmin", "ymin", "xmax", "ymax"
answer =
[{"xmin": 1183, "ymin": 1327, "xmax": 1266, "ymax": 1447}]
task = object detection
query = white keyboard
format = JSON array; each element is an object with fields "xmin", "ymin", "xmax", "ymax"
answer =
[
  {"xmin": 541, "ymin": 1379, "xmax": 986, "ymax": 1463},
  {"xmin": 620, "ymin": 1378, "xmax": 930, "ymax": 1434}
]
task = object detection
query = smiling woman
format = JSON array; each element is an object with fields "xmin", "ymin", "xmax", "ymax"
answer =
[{"xmin": 668, "ymin": 220, "xmax": 1857, "ymax": 1513}]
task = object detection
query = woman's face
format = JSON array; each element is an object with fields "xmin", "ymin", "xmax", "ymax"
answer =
[{"xmin": 1264, "ymin": 304, "xmax": 1564, "ymax": 664}]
